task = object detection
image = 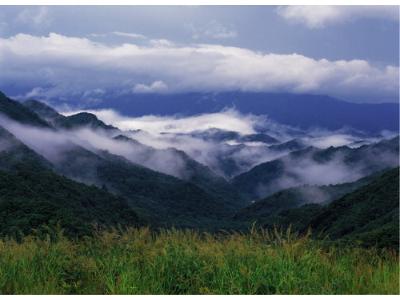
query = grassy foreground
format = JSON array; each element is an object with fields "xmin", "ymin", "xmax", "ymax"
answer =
[{"xmin": 0, "ymin": 227, "xmax": 398, "ymax": 295}]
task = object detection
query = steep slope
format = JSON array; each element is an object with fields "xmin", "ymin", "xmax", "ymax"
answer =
[
  {"xmin": 23, "ymin": 99, "xmax": 64, "ymax": 125},
  {"xmin": 232, "ymin": 137, "xmax": 399, "ymax": 200},
  {"xmin": 307, "ymin": 168, "xmax": 399, "ymax": 247},
  {"xmin": 0, "ymin": 92, "xmax": 49, "ymax": 127}
]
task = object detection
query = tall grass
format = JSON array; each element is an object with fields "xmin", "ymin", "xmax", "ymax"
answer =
[{"xmin": 0, "ymin": 227, "xmax": 398, "ymax": 294}]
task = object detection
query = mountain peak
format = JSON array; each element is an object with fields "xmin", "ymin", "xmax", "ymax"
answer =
[{"xmin": 58, "ymin": 112, "xmax": 117, "ymax": 131}]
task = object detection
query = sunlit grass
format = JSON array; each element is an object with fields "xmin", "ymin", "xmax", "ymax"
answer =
[{"xmin": 0, "ymin": 227, "xmax": 398, "ymax": 294}]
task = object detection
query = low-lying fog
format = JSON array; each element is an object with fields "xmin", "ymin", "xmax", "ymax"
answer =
[{"xmin": 0, "ymin": 108, "xmax": 398, "ymax": 191}]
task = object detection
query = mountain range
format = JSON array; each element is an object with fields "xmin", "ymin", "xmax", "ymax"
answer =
[{"xmin": 0, "ymin": 90, "xmax": 398, "ymax": 247}]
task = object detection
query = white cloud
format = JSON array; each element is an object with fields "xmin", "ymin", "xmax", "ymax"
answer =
[
  {"xmin": 133, "ymin": 81, "xmax": 168, "ymax": 93},
  {"xmin": 0, "ymin": 33, "xmax": 397, "ymax": 101},
  {"xmin": 63, "ymin": 108, "xmax": 260, "ymax": 135},
  {"xmin": 16, "ymin": 7, "xmax": 51, "ymax": 27},
  {"xmin": 277, "ymin": 6, "xmax": 399, "ymax": 28},
  {"xmin": 189, "ymin": 20, "xmax": 237, "ymax": 40}
]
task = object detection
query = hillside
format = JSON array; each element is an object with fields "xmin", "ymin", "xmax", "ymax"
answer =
[
  {"xmin": 113, "ymin": 135, "xmax": 243, "ymax": 206},
  {"xmin": 0, "ymin": 92, "xmax": 49, "ymax": 127},
  {"xmin": 0, "ymin": 166, "xmax": 140, "ymax": 238},
  {"xmin": 53, "ymin": 145, "xmax": 240, "ymax": 227},
  {"xmin": 247, "ymin": 168, "xmax": 399, "ymax": 248},
  {"xmin": 308, "ymin": 167, "xmax": 399, "ymax": 248}
]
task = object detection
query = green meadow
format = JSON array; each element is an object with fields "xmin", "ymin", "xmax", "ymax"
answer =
[{"xmin": 0, "ymin": 227, "xmax": 398, "ymax": 295}]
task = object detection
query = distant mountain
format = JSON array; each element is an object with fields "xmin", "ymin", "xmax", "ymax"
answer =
[
  {"xmin": 184, "ymin": 128, "xmax": 279, "ymax": 144},
  {"xmin": 57, "ymin": 112, "xmax": 118, "ymax": 131},
  {"xmin": 80, "ymin": 92, "xmax": 399, "ymax": 133},
  {"xmin": 232, "ymin": 137, "xmax": 399, "ymax": 201},
  {"xmin": 260, "ymin": 168, "xmax": 399, "ymax": 248},
  {"xmin": 268, "ymin": 139, "xmax": 307, "ymax": 152}
]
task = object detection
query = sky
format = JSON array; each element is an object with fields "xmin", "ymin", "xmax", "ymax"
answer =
[{"xmin": 0, "ymin": 5, "xmax": 399, "ymax": 103}]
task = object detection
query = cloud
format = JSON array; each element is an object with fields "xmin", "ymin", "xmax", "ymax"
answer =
[
  {"xmin": 277, "ymin": 6, "xmax": 399, "ymax": 28},
  {"xmin": 63, "ymin": 108, "xmax": 260, "ymax": 135},
  {"xmin": 16, "ymin": 7, "xmax": 51, "ymax": 27},
  {"xmin": 0, "ymin": 33, "xmax": 398, "ymax": 102},
  {"xmin": 111, "ymin": 31, "xmax": 147, "ymax": 39},
  {"xmin": 189, "ymin": 21, "xmax": 237, "ymax": 40},
  {"xmin": 133, "ymin": 81, "xmax": 168, "ymax": 93}
]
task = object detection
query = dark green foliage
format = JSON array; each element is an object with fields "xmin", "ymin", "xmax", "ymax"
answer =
[
  {"xmin": 0, "ymin": 92, "xmax": 49, "ymax": 127},
  {"xmin": 52, "ymin": 145, "xmax": 239, "ymax": 227},
  {"xmin": 0, "ymin": 168, "xmax": 140, "ymax": 238},
  {"xmin": 308, "ymin": 168, "xmax": 399, "ymax": 248},
  {"xmin": 240, "ymin": 168, "xmax": 399, "ymax": 249},
  {"xmin": 262, "ymin": 204, "xmax": 323, "ymax": 232}
]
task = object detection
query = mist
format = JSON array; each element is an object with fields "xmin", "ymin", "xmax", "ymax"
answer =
[{"xmin": 0, "ymin": 107, "xmax": 397, "ymax": 197}]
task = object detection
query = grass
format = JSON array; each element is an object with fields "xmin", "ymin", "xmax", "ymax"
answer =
[{"xmin": 0, "ymin": 227, "xmax": 398, "ymax": 295}]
